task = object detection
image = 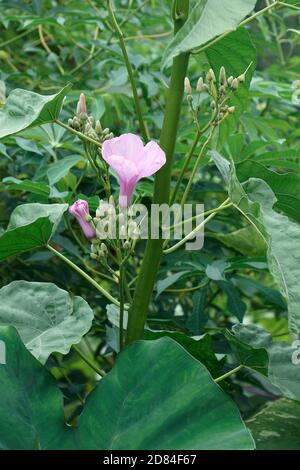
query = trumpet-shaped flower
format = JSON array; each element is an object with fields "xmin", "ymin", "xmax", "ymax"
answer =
[
  {"xmin": 69, "ymin": 200, "xmax": 96, "ymax": 239},
  {"xmin": 102, "ymin": 133, "xmax": 166, "ymax": 207}
]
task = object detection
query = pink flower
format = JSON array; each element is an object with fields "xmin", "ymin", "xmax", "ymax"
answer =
[
  {"xmin": 69, "ymin": 200, "xmax": 96, "ymax": 239},
  {"xmin": 102, "ymin": 133, "xmax": 166, "ymax": 207}
]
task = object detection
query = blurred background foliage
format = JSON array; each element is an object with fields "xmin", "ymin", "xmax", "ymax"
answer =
[{"xmin": 0, "ymin": 0, "xmax": 299, "ymax": 423}]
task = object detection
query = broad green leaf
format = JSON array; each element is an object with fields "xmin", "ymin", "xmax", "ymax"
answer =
[
  {"xmin": 156, "ymin": 271, "xmax": 189, "ymax": 298},
  {"xmin": 226, "ymin": 324, "xmax": 300, "ymax": 400},
  {"xmin": 76, "ymin": 337, "xmax": 254, "ymax": 449},
  {"xmin": 206, "ymin": 28, "xmax": 256, "ymax": 146},
  {"xmin": 211, "ymin": 151, "xmax": 300, "ymax": 334},
  {"xmin": 1, "ymin": 178, "xmax": 50, "ymax": 197},
  {"xmin": 144, "ymin": 330, "xmax": 222, "ymax": 378},
  {"xmin": 236, "ymin": 159, "xmax": 300, "ymax": 222},
  {"xmin": 0, "ymin": 326, "xmax": 72, "ymax": 450},
  {"xmin": 0, "ymin": 203, "xmax": 68, "ymax": 261},
  {"xmin": 0, "ymin": 281, "xmax": 94, "ymax": 364},
  {"xmin": 247, "ymin": 398, "xmax": 300, "ymax": 450},
  {"xmin": 0, "ymin": 84, "xmax": 71, "ymax": 139},
  {"xmin": 0, "ymin": 331, "xmax": 253, "ymax": 450},
  {"xmin": 162, "ymin": 0, "xmax": 257, "ymax": 70},
  {"xmin": 187, "ymin": 287, "xmax": 208, "ymax": 334},
  {"xmin": 47, "ymin": 155, "xmax": 83, "ymax": 186},
  {"xmin": 217, "ymin": 280, "xmax": 247, "ymax": 322},
  {"xmin": 210, "ymin": 224, "xmax": 267, "ymax": 256}
]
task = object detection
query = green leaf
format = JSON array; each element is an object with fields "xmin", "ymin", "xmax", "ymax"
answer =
[
  {"xmin": 236, "ymin": 160, "xmax": 300, "ymax": 223},
  {"xmin": 1, "ymin": 178, "xmax": 50, "ymax": 197},
  {"xmin": 211, "ymin": 151, "xmax": 300, "ymax": 335},
  {"xmin": 210, "ymin": 224, "xmax": 267, "ymax": 256},
  {"xmin": 187, "ymin": 287, "xmax": 208, "ymax": 334},
  {"xmin": 0, "ymin": 332, "xmax": 254, "ymax": 450},
  {"xmin": 0, "ymin": 326, "xmax": 72, "ymax": 450},
  {"xmin": 0, "ymin": 203, "xmax": 68, "ymax": 261},
  {"xmin": 247, "ymin": 398, "xmax": 300, "ymax": 450},
  {"xmin": 0, "ymin": 84, "xmax": 71, "ymax": 139},
  {"xmin": 217, "ymin": 280, "xmax": 247, "ymax": 322},
  {"xmin": 0, "ymin": 281, "xmax": 94, "ymax": 364},
  {"xmin": 226, "ymin": 324, "xmax": 300, "ymax": 400},
  {"xmin": 47, "ymin": 155, "xmax": 83, "ymax": 186},
  {"xmin": 205, "ymin": 28, "xmax": 256, "ymax": 145},
  {"xmin": 162, "ymin": 0, "xmax": 257, "ymax": 70},
  {"xmin": 76, "ymin": 337, "xmax": 254, "ymax": 449}
]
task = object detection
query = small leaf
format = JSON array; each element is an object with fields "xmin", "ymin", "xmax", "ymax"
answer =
[
  {"xmin": 162, "ymin": 0, "xmax": 257, "ymax": 70},
  {"xmin": 0, "ymin": 203, "xmax": 68, "ymax": 261},
  {"xmin": 0, "ymin": 281, "xmax": 94, "ymax": 363},
  {"xmin": 0, "ymin": 84, "xmax": 72, "ymax": 139}
]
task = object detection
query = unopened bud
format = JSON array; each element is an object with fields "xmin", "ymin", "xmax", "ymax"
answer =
[
  {"xmin": 123, "ymin": 241, "xmax": 131, "ymax": 251},
  {"xmin": 76, "ymin": 93, "xmax": 87, "ymax": 115},
  {"xmin": 68, "ymin": 118, "xmax": 74, "ymax": 127},
  {"xmin": 100, "ymin": 243, "xmax": 108, "ymax": 256},
  {"xmin": 85, "ymin": 214, "xmax": 92, "ymax": 222},
  {"xmin": 95, "ymin": 120, "xmax": 102, "ymax": 135},
  {"xmin": 219, "ymin": 66, "xmax": 226, "ymax": 86},
  {"xmin": 90, "ymin": 253, "xmax": 98, "ymax": 260},
  {"xmin": 237, "ymin": 73, "xmax": 246, "ymax": 83},
  {"xmin": 228, "ymin": 106, "xmax": 236, "ymax": 114},
  {"xmin": 219, "ymin": 85, "xmax": 226, "ymax": 96},
  {"xmin": 206, "ymin": 68, "xmax": 216, "ymax": 83},
  {"xmin": 227, "ymin": 76, "xmax": 234, "ymax": 86},
  {"xmin": 109, "ymin": 195, "xmax": 115, "ymax": 207},
  {"xmin": 184, "ymin": 77, "xmax": 192, "ymax": 95},
  {"xmin": 196, "ymin": 77, "xmax": 202, "ymax": 92},
  {"xmin": 231, "ymin": 78, "xmax": 239, "ymax": 90}
]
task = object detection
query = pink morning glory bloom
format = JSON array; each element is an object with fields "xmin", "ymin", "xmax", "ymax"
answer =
[
  {"xmin": 102, "ymin": 133, "xmax": 166, "ymax": 207},
  {"xmin": 69, "ymin": 200, "xmax": 96, "ymax": 239}
]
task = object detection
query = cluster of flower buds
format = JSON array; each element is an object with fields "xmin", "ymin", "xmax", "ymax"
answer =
[
  {"xmin": 90, "ymin": 197, "xmax": 140, "ymax": 257},
  {"xmin": 68, "ymin": 93, "xmax": 114, "ymax": 144},
  {"xmin": 184, "ymin": 65, "xmax": 249, "ymax": 127}
]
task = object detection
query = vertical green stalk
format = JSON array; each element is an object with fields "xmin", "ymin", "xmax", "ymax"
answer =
[{"xmin": 126, "ymin": 0, "xmax": 190, "ymax": 345}]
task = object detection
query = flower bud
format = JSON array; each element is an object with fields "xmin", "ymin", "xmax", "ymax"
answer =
[
  {"xmin": 228, "ymin": 106, "xmax": 236, "ymax": 114},
  {"xmin": 231, "ymin": 78, "xmax": 239, "ymax": 90},
  {"xmin": 123, "ymin": 241, "xmax": 131, "ymax": 251},
  {"xmin": 69, "ymin": 200, "xmax": 96, "ymax": 239},
  {"xmin": 227, "ymin": 76, "xmax": 234, "ymax": 86},
  {"xmin": 219, "ymin": 66, "xmax": 226, "ymax": 86},
  {"xmin": 206, "ymin": 68, "xmax": 216, "ymax": 83},
  {"xmin": 237, "ymin": 73, "xmax": 246, "ymax": 83},
  {"xmin": 90, "ymin": 253, "xmax": 98, "ymax": 260},
  {"xmin": 184, "ymin": 77, "xmax": 192, "ymax": 95},
  {"xmin": 95, "ymin": 120, "xmax": 102, "ymax": 135},
  {"xmin": 76, "ymin": 93, "xmax": 87, "ymax": 115},
  {"xmin": 100, "ymin": 243, "xmax": 108, "ymax": 256}
]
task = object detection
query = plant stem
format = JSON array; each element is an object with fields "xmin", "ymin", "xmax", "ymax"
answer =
[
  {"xmin": 215, "ymin": 364, "xmax": 244, "ymax": 383},
  {"xmin": 181, "ymin": 128, "xmax": 214, "ymax": 207},
  {"xmin": 55, "ymin": 119, "xmax": 101, "ymax": 147},
  {"xmin": 125, "ymin": 0, "xmax": 190, "ymax": 345},
  {"xmin": 106, "ymin": 0, "xmax": 149, "ymax": 141},
  {"xmin": 46, "ymin": 244, "xmax": 121, "ymax": 307},
  {"xmin": 119, "ymin": 264, "xmax": 125, "ymax": 351},
  {"xmin": 72, "ymin": 344, "xmax": 106, "ymax": 377}
]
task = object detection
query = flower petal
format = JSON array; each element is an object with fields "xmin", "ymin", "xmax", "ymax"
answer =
[
  {"xmin": 102, "ymin": 133, "xmax": 144, "ymax": 164},
  {"xmin": 137, "ymin": 141, "xmax": 166, "ymax": 178}
]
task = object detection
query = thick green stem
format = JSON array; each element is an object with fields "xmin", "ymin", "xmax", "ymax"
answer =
[{"xmin": 125, "ymin": 0, "xmax": 190, "ymax": 345}]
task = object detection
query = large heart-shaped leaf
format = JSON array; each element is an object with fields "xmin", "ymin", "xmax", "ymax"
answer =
[
  {"xmin": 247, "ymin": 398, "xmax": 300, "ymax": 450},
  {"xmin": 0, "ymin": 328, "xmax": 254, "ymax": 449},
  {"xmin": 76, "ymin": 337, "xmax": 254, "ymax": 450},
  {"xmin": 0, "ymin": 84, "xmax": 71, "ymax": 139},
  {"xmin": 0, "ymin": 326, "xmax": 72, "ymax": 450},
  {"xmin": 0, "ymin": 203, "xmax": 68, "ymax": 261},
  {"xmin": 211, "ymin": 151, "xmax": 300, "ymax": 335},
  {"xmin": 0, "ymin": 281, "xmax": 94, "ymax": 364},
  {"xmin": 162, "ymin": 0, "xmax": 257, "ymax": 70},
  {"xmin": 226, "ymin": 323, "xmax": 300, "ymax": 400}
]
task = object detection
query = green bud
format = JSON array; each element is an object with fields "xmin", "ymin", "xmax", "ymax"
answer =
[
  {"xmin": 237, "ymin": 73, "xmax": 246, "ymax": 83},
  {"xmin": 184, "ymin": 77, "xmax": 192, "ymax": 95},
  {"xmin": 228, "ymin": 106, "xmax": 236, "ymax": 114},
  {"xmin": 227, "ymin": 76, "xmax": 234, "ymax": 86},
  {"xmin": 231, "ymin": 78, "xmax": 239, "ymax": 90},
  {"xmin": 206, "ymin": 68, "xmax": 216, "ymax": 83},
  {"xmin": 219, "ymin": 66, "xmax": 226, "ymax": 86}
]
